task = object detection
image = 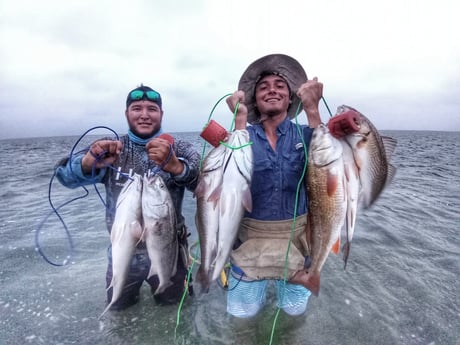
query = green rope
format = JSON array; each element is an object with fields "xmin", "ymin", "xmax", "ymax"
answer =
[
  {"xmin": 174, "ymin": 241, "xmax": 200, "ymax": 340},
  {"xmin": 268, "ymin": 101, "xmax": 309, "ymax": 344},
  {"xmin": 199, "ymin": 93, "xmax": 243, "ymax": 171},
  {"xmin": 322, "ymin": 96, "xmax": 333, "ymax": 118}
]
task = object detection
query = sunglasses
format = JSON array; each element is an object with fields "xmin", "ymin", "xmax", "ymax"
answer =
[{"xmin": 129, "ymin": 90, "xmax": 161, "ymax": 102}]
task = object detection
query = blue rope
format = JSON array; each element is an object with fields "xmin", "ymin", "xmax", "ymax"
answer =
[{"xmin": 35, "ymin": 126, "xmax": 121, "ymax": 266}]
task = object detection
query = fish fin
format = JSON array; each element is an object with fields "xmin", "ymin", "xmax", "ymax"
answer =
[
  {"xmin": 193, "ymin": 179, "xmax": 205, "ymax": 199},
  {"xmin": 386, "ymin": 163, "xmax": 397, "ymax": 186},
  {"xmin": 208, "ymin": 185, "xmax": 223, "ymax": 209},
  {"xmin": 331, "ymin": 237, "xmax": 340, "ymax": 255},
  {"xmin": 382, "ymin": 136, "xmax": 397, "ymax": 159},
  {"xmin": 342, "ymin": 241, "xmax": 351, "ymax": 270},
  {"xmin": 130, "ymin": 221, "xmax": 143, "ymax": 240},
  {"xmin": 289, "ymin": 270, "xmax": 320, "ymax": 296},
  {"xmin": 326, "ymin": 173, "xmax": 339, "ymax": 197},
  {"xmin": 196, "ymin": 267, "xmax": 211, "ymax": 293},
  {"xmin": 99, "ymin": 303, "xmax": 112, "ymax": 320}
]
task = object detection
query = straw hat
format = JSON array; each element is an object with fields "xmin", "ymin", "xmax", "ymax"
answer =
[{"xmin": 238, "ymin": 54, "xmax": 308, "ymax": 124}]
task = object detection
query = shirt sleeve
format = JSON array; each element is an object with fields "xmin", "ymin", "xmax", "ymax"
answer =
[
  {"xmin": 171, "ymin": 139, "xmax": 201, "ymax": 190},
  {"xmin": 55, "ymin": 154, "xmax": 107, "ymax": 189}
]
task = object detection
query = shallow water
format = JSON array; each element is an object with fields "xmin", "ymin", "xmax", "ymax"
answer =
[{"xmin": 1, "ymin": 130, "xmax": 459, "ymax": 345}]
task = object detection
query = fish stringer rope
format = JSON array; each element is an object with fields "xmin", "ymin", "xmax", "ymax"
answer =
[
  {"xmin": 268, "ymin": 94, "xmax": 333, "ymax": 344},
  {"xmin": 35, "ymin": 126, "xmax": 124, "ymax": 266},
  {"xmin": 268, "ymin": 101, "xmax": 309, "ymax": 344}
]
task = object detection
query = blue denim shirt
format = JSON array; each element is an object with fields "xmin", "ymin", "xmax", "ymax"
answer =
[{"xmin": 246, "ymin": 117, "xmax": 313, "ymax": 221}]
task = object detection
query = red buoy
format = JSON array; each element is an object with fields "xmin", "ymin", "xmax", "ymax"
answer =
[{"xmin": 327, "ymin": 109, "xmax": 361, "ymax": 138}]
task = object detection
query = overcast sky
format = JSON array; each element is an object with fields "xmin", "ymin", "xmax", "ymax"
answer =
[{"xmin": 1, "ymin": 0, "xmax": 459, "ymax": 139}]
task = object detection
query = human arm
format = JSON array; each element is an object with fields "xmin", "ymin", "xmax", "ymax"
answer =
[
  {"xmin": 146, "ymin": 137, "xmax": 201, "ymax": 189},
  {"xmin": 226, "ymin": 90, "xmax": 248, "ymax": 130},
  {"xmin": 81, "ymin": 140, "xmax": 123, "ymax": 174},
  {"xmin": 297, "ymin": 77, "xmax": 323, "ymax": 128},
  {"xmin": 55, "ymin": 139, "xmax": 122, "ymax": 188},
  {"xmin": 146, "ymin": 137, "xmax": 184, "ymax": 176}
]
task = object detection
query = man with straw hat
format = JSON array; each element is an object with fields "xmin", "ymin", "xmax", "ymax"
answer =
[{"xmin": 225, "ymin": 54, "xmax": 323, "ymax": 318}]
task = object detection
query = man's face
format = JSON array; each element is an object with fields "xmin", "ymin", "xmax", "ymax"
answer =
[
  {"xmin": 125, "ymin": 100, "xmax": 163, "ymax": 138},
  {"xmin": 254, "ymin": 75, "xmax": 291, "ymax": 117}
]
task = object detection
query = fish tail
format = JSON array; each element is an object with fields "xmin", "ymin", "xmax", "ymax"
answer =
[
  {"xmin": 307, "ymin": 274, "xmax": 321, "ymax": 297},
  {"xmin": 196, "ymin": 267, "xmax": 211, "ymax": 293},
  {"xmin": 98, "ymin": 302, "xmax": 112, "ymax": 320},
  {"xmin": 342, "ymin": 242, "xmax": 351, "ymax": 270},
  {"xmin": 289, "ymin": 270, "xmax": 320, "ymax": 296}
]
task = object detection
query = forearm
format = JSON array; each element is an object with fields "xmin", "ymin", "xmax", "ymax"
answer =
[
  {"xmin": 55, "ymin": 154, "xmax": 106, "ymax": 188},
  {"xmin": 303, "ymin": 106, "xmax": 322, "ymax": 128},
  {"xmin": 171, "ymin": 140, "xmax": 201, "ymax": 189}
]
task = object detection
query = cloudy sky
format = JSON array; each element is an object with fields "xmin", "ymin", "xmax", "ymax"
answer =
[{"xmin": 1, "ymin": 0, "xmax": 459, "ymax": 139}]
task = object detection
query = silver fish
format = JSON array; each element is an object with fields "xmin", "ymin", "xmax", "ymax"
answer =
[
  {"xmin": 195, "ymin": 130, "xmax": 253, "ymax": 290},
  {"xmin": 194, "ymin": 143, "xmax": 227, "ymax": 292},
  {"xmin": 338, "ymin": 105, "xmax": 397, "ymax": 266},
  {"xmin": 340, "ymin": 138, "xmax": 360, "ymax": 268},
  {"xmin": 210, "ymin": 129, "xmax": 253, "ymax": 283},
  {"xmin": 292, "ymin": 124, "xmax": 346, "ymax": 296},
  {"xmin": 339, "ymin": 105, "xmax": 397, "ymax": 208},
  {"xmin": 100, "ymin": 173, "xmax": 143, "ymax": 318},
  {"xmin": 142, "ymin": 173, "xmax": 178, "ymax": 295}
]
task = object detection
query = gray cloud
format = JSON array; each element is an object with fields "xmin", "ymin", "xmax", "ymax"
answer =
[{"xmin": 1, "ymin": 0, "xmax": 459, "ymax": 139}]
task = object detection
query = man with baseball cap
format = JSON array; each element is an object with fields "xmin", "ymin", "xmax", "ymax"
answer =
[{"xmin": 55, "ymin": 84, "xmax": 200, "ymax": 311}]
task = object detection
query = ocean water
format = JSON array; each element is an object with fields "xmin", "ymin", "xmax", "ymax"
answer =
[{"xmin": 0, "ymin": 130, "xmax": 459, "ymax": 345}]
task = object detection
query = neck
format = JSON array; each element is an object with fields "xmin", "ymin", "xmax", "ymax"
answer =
[
  {"xmin": 128, "ymin": 128, "xmax": 163, "ymax": 145},
  {"xmin": 260, "ymin": 113, "xmax": 286, "ymax": 131},
  {"xmin": 260, "ymin": 114, "xmax": 286, "ymax": 151}
]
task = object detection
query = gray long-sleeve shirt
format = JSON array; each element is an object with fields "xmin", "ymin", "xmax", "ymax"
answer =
[{"xmin": 55, "ymin": 134, "xmax": 200, "ymax": 236}]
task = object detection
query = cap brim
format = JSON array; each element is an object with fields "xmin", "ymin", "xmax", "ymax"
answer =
[{"xmin": 238, "ymin": 54, "xmax": 308, "ymax": 124}]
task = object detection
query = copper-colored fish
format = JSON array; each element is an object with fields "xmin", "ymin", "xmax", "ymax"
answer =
[{"xmin": 294, "ymin": 124, "xmax": 347, "ymax": 296}]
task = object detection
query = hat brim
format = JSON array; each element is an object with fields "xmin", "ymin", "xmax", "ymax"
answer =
[{"xmin": 238, "ymin": 54, "xmax": 308, "ymax": 124}]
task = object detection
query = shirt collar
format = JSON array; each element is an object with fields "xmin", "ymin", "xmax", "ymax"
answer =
[
  {"xmin": 253, "ymin": 116, "xmax": 291, "ymax": 139},
  {"xmin": 128, "ymin": 128, "xmax": 163, "ymax": 145}
]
